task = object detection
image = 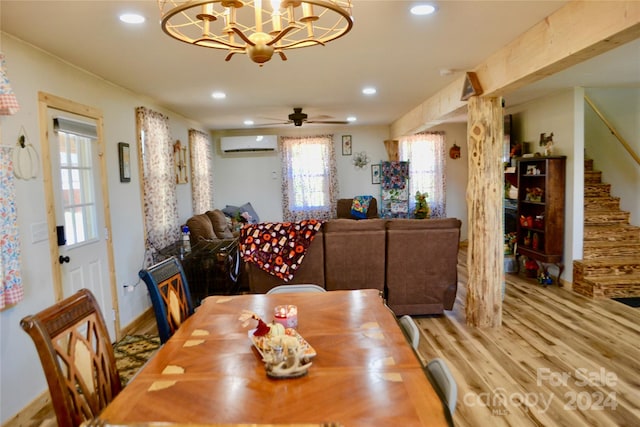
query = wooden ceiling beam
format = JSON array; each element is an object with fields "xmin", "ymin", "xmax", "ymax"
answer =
[{"xmin": 389, "ymin": 0, "xmax": 640, "ymax": 138}]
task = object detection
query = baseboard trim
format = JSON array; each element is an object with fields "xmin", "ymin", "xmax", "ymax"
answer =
[
  {"xmin": 119, "ymin": 307, "xmax": 155, "ymax": 338},
  {"xmin": 2, "ymin": 391, "xmax": 51, "ymax": 427}
]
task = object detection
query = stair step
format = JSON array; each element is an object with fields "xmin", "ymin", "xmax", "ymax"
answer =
[
  {"xmin": 583, "ymin": 241, "xmax": 640, "ymax": 260},
  {"xmin": 584, "ymin": 170, "xmax": 602, "ymax": 184},
  {"xmin": 573, "ymin": 257, "xmax": 640, "ymax": 277},
  {"xmin": 583, "ymin": 224, "xmax": 640, "ymax": 242},
  {"xmin": 572, "ymin": 272, "xmax": 640, "ymax": 298},
  {"xmin": 584, "ymin": 183, "xmax": 611, "ymax": 198},
  {"xmin": 585, "ymin": 158, "xmax": 594, "ymax": 171},
  {"xmin": 584, "ymin": 196, "xmax": 620, "ymax": 211},
  {"xmin": 584, "ymin": 210, "xmax": 631, "ymax": 225}
]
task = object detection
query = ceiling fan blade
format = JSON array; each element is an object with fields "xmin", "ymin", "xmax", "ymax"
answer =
[{"xmin": 306, "ymin": 120, "xmax": 350, "ymax": 124}]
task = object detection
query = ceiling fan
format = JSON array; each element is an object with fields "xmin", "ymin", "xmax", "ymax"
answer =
[{"xmin": 261, "ymin": 108, "xmax": 349, "ymax": 127}]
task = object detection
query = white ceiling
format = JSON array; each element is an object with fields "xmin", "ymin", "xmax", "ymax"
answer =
[{"xmin": 1, "ymin": 1, "xmax": 638, "ymax": 131}]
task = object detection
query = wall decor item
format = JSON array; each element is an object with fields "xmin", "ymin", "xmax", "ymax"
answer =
[
  {"xmin": 174, "ymin": 139, "xmax": 188, "ymax": 184},
  {"xmin": 449, "ymin": 143, "xmax": 461, "ymax": 159},
  {"xmin": 342, "ymin": 135, "xmax": 352, "ymax": 155},
  {"xmin": 352, "ymin": 151, "xmax": 370, "ymax": 168},
  {"xmin": 371, "ymin": 164, "xmax": 381, "ymax": 184},
  {"xmin": 118, "ymin": 142, "xmax": 131, "ymax": 183},
  {"xmin": 460, "ymin": 71, "xmax": 483, "ymax": 101}
]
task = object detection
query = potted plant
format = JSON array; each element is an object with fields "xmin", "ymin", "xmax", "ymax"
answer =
[{"xmin": 413, "ymin": 191, "xmax": 430, "ymax": 219}]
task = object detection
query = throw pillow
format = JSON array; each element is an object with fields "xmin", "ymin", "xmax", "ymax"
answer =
[
  {"xmin": 351, "ymin": 195, "xmax": 373, "ymax": 219},
  {"xmin": 222, "ymin": 205, "xmax": 241, "ymax": 218}
]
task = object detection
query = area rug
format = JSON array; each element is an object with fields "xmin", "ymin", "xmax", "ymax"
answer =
[{"xmin": 113, "ymin": 334, "xmax": 161, "ymax": 385}]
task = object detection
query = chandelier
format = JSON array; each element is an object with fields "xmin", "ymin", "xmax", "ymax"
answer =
[{"xmin": 158, "ymin": 0, "xmax": 354, "ymax": 65}]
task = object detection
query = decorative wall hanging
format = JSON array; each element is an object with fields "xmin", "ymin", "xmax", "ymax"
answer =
[
  {"xmin": 118, "ymin": 142, "xmax": 131, "ymax": 183},
  {"xmin": 449, "ymin": 143, "xmax": 461, "ymax": 159},
  {"xmin": 342, "ymin": 135, "xmax": 352, "ymax": 156},
  {"xmin": 12, "ymin": 127, "xmax": 39, "ymax": 180},
  {"xmin": 174, "ymin": 139, "xmax": 188, "ymax": 184},
  {"xmin": 0, "ymin": 53, "xmax": 20, "ymax": 115},
  {"xmin": 352, "ymin": 151, "xmax": 370, "ymax": 168},
  {"xmin": 460, "ymin": 72, "xmax": 483, "ymax": 101},
  {"xmin": 371, "ymin": 163, "xmax": 381, "ymax": 184}
]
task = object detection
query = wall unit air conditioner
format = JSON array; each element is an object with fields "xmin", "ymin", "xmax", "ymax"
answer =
[{"xmin": 220, "ymin": 135, "xmax": 277, "ymax": 153}]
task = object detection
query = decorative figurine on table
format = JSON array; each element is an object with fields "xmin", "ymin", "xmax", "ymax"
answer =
[
  {"xmin": 539, "ymin": 132, "xmax": 554, "ymax": 156},
  {"xmin": 239, "ymin": 310, "xmax": 313, "ymax": 379}
]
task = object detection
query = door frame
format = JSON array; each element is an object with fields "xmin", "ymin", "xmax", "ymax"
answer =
[{"xmin": 37, "ymin": 91, "xmax": 121, "ymax": 337}]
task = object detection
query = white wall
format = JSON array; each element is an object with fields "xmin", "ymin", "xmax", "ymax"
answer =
[
  {"xmin": 585, "ymin": 88, "xmax": 640, "ymax": 225},
  {"xmin": 0, "ymin": 34, "xmax": 204, "ymax": 423}
]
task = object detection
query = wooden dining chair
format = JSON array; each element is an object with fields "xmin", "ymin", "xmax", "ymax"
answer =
[
  {"xmin": 266, "ymin": 284, "xmax": 327, "ymax": 294},
  {"xmin": 20, "ymin": 289, "xmax": 122, "ymax": 427},
  {"xmin": 139, "ymin": 256, "xmax": 194, "ymax": 343},
  {"xmin": 425, "ymin": 357, "xmax": 458, "ymax": 417},
  {"xmin": 398, "ymin": 314, "xmax": 420, "ymax": 351}
]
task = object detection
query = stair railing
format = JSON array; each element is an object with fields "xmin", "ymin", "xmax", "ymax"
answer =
[{"xmin": 584, "ymin": 95, "xmax": 640, "ymax": 166}]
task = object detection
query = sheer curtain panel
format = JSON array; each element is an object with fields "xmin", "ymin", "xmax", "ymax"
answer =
[
  {"xmin": 136, "ymin": 107, "xmax": 179, "ymax": 251},
  {"xmin": 189, "ymin": 129, "xmax": 214, "ymax": 214}
]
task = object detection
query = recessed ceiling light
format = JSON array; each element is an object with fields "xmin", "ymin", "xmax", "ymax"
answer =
[
  {"xmin": 410, "ymin": 4, "xmax": 437, "ymax": 16},
  {"xmin": 119, "ymin": 13, "xmax": 145, "ymax": 24},
  {"xmin": 362, "ymin": 87, "xmax": 377, "ymax": 95},
  {"xmin": 347, "ymin": 116, "xmax": 357, "ymax": 122},
  {"xmin": 244, "ymin": 120, "xmax": 254, "ymax": 126},
  {"xmin": 211, "ymin": 91, "xmax": 226, "ymax": 99}
]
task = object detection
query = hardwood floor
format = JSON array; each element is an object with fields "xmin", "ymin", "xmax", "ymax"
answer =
[{"xmin": 415, "ymin": 245, "xmax": 640, "ymax": 427}]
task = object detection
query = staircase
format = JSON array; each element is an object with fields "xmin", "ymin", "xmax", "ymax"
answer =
[{"xmin": 573, "ymin": 159, "xmax": 640, "ymax": 298}]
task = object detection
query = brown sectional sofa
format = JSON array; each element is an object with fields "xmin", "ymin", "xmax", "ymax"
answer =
[{"xmin": 245, "ymin": 217, "xmax": 462, "ymax": 315}]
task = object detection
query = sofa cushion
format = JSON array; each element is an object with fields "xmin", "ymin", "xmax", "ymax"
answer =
[
  {"xmin": 323, "ymin": 219, "xmax": 387, "ymax": 292},
  {"xmin": 206, "ymin": 209, "xmax": 234, "ymax": 239},
  {"xmin": 186, "ymin": 213, "xmax": 216, "ymax": 243}
]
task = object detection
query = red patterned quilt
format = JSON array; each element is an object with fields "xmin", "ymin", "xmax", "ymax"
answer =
[{"xmin": 239, "ymin": 220, "xmax": 323, "ymax": 282}]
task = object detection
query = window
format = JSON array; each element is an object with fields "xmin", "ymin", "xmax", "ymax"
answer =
[
  {"xmin": 399, "ymin": 132, "xmax": 446, "ymax": 218},
  {"xmin": 280, "ymin": 135, "xmax": 338, "ymax": 221},
  {"xmin": 52, "ymin": 117, "xmax": 100, "ymax": 246}
]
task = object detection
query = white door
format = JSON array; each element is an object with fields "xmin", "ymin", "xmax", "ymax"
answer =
[{"xmin": 48, "ymin": 109, "xmax": 116, "ymax": 338}]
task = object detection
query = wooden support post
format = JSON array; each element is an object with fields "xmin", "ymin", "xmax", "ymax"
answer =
[
  {"xmin": 466, "ymin": 96, "xmax": 503, "ymax": 328},
  {"xmin": 384, "ymin": 139, "xmax": 399, "ymax": 161}
]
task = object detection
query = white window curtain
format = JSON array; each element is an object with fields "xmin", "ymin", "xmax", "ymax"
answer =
[
  {"xmin": 399, "ymin": 132, "xmax": 446, "ymax": 218},
  {"xmin": 136, "ymin": 106, "xmax": 179, "ymax": 251},
  {"xmin": 280, "ymin": 135, "xmax": 338, "ymax": 221},
  {"xmin": 189, "ymin": 129, "xmax": 214, "ymax": 214}
]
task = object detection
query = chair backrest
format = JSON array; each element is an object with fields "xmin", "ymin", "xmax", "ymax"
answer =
[
  {"xmin": 139, "ymin": 257, "xmax": 194, "ymax": 343},
  {"xmin": 426, "ymin": 358, "xmax": 458, "ymax": 416},
  {"xmin": 398, "ymin": 314, "xmax": 420, "ymax": 350},
  {"xmin": 266, "ymin": 284, "xmax": 327, "ymax": 295},
  {"xmin": 20, "ymin": 289, "xmax": 122, "ymax": 427}
]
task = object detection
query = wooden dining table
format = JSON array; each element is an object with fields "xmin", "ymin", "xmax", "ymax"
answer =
[{"xmin": 100, "ymin": 289, "xmax": 449, "ymax": 427}]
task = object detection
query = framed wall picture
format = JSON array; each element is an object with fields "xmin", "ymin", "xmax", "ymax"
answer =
[
  {"xmin": 118, "ymin": 142, "xmax": 131, "ymax": 183},
  {"xmin": 342, "ymin": 135, "xmax": 352, "ymax": 155},
  {"xmin": 371, "ymin": 163, "xmax": 381, "ymax": 184}
]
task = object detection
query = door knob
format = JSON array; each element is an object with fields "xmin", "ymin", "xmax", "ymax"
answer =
[{"xmin": 59, "ymin": 255, "xmax": 70, "ymax": 264}]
